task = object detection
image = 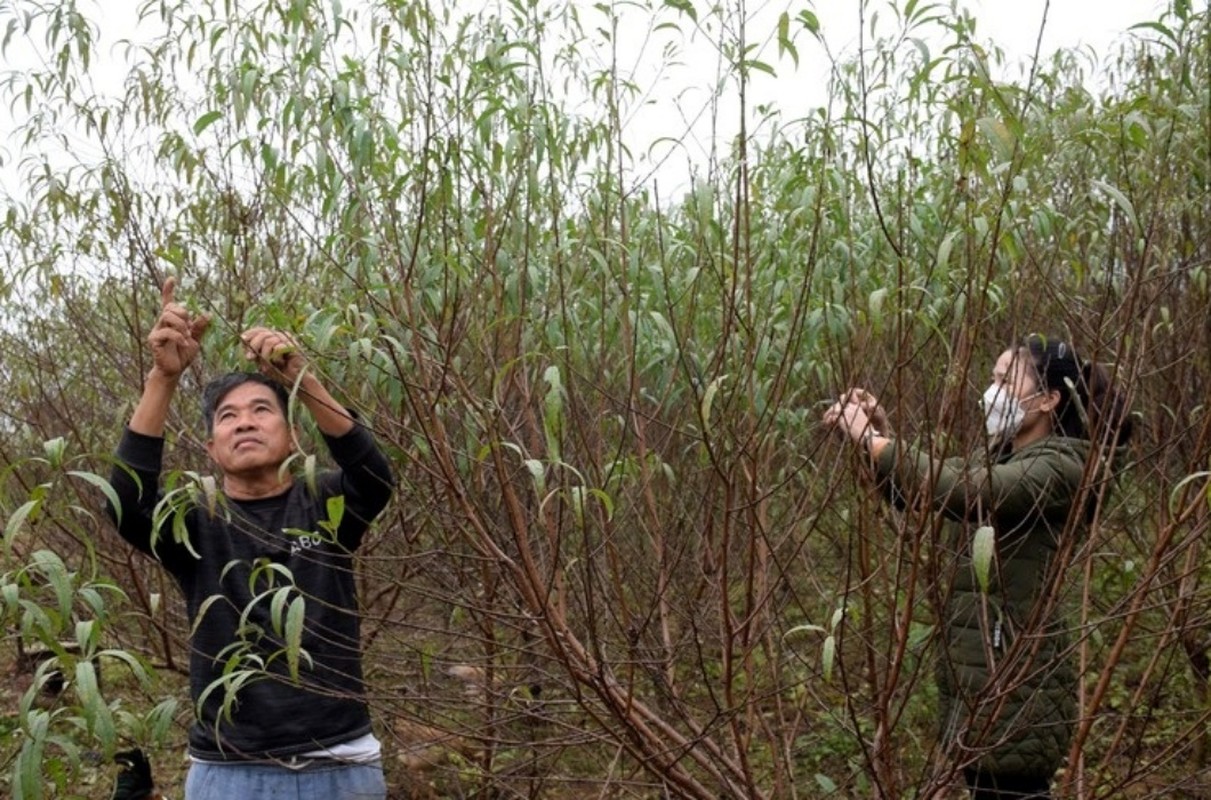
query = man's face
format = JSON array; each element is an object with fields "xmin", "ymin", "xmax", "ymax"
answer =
[{"xmin": 205, "ymin": 382, "xmax": 294, "ymax": 477}]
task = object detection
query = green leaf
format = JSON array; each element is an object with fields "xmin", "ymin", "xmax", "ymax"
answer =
[
  {"xmin": 324, "ymin": 495, "xmax": 345, "ymax": 534},
  {"xmin": 742, "ymin": 59, "xmax": 776, "ymax": 77},
  {"xmin": 77, "ymin": 659, "xmax": 116, "ymax": 750},
  {"xmin": 1092, "ymin": 180, "xmax": 1140, "ymax": 234},
  {"xmin": 1128, "ymin": 21, "xmax": 1178, "ymax": 49},
  {"xmin": 868, "ymin": 287, "xmax": 887, "ymax": 320},
  {"xmin": 973, "ymin": 525, "xmax": 995, "ymax": 593},
  {"xmin": 776, "ymin": 12, "xmax": 798, "ymax": 67},
  {"xmin": 42, "ymin": 437, "xmax": 67, "ymax": 468},
  {"xmin": 148, "ymin": 697, "xmax": 179, "ymax": 741},
  {"xmin": 701, "ymin": 374, "xmax": 726, "ymax": 427},
  {"xmin": 193, "ymin": 110, "xmax": 223, "ymax": 135},
  {"xmin": 523, "ymin": 458, "xmax": 546, "ymax": 497},
  {"xmin": 285, "ymin": 595, "xmax": 306, "ymax": 680},
  {"xmin": 304, "ymin": 453, "xmax": 318, "ymax": 496},
  {"xmin": 32, "ymin": 550, "xmax": 73, "ymax": 620},
  {"xmin": 1, "ymin": 582, "xmax": 18, "ymax": 614},
  {"xmin": 568, "ymin": 485, "xmax": 587, "ymax": 528},
  {"xmin": 5, "ymin": 498, "xmax": 41, "ymax": 551},
  {"xmin": 68, "ymin": 470, "xmax": 122, "ymax": 522},
  {"xmin": 270, "ymin": 587, "xmax": 291, "ymax": 637},
  {"xmin": 17, "ymin": 709, "xmax": 48, "ymax": 799},
  {"xmin": 74, "ymin": 619, "xmax": 98, "ymax": 655},
  {"xmin": 97, "ymin": 648, "xmax": 151, "ymax": 686},
  {"xmin": 822, "ymin": 634, "xmax": 836, "ymax": 681},
  {"xmin": 1168, "ymin": 470, "xmax": 1210, "ymax": 515},
  {"xmin": 976, "ymin": 116, "xmax": 1015, "ymax": 162},
  {"xmin": 663, "ymin": 0, "xmax": 697, "ymax": 23},
  {"xmin": 586, "ymin": 487, "xmax": 614, "ymax": 521},
  {"xmin": 543, "ymin": 365, "xmax": 564, "ymax": 463},
  {"xmin": 199, "ymin": 475, "xmax": 220, "ymax": 516},
  {"xmin": 935, "ymin": 229, "xmax": 959, "ymax": 270},
  {"xmin": 797, "ymin": 9, "xmax": 820, "ymax": 36}
]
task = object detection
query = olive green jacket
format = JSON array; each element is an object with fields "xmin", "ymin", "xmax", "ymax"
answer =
[{"xmin": 875, "ymin": 435, "xmax": 1094, "ymax": 779}]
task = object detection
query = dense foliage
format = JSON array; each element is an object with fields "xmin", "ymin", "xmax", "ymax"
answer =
[{"xmin": 1, "ymin": 0, "xmax": 1209, "ymax": 796}]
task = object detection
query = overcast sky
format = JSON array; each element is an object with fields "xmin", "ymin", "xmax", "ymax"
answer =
[
  {"xmin": 603, "ymin": 0, "xmax": 1175, "ymax": 193},
  {"xmin": 0, "ymin": 0, "xmax": 1182, "ymax": 199}
]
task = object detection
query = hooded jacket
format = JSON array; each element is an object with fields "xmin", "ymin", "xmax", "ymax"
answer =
[{"xmin": 875, "ymin": 434, "xmax": 1099, "ymax": 779}]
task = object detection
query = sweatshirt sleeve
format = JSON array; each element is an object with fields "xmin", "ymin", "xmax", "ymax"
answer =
[
  {"xmin": 320, "ymin": 420, "xmax": 396, "ymax": 545},
  {"xmin": 106, "ymin": 428, "xmax": 193, "ymax": 568},
  {"xmin": 874, "ymin": 438, "xmax": 1081, "ymax": 527}
]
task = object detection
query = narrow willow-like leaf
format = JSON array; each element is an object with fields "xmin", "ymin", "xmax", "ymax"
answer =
[
  {"xmin": 542, "ymin": 365, "xmax": 563, "ymax": 463},
  {"xmin": 97, "ymin": 648, "xmax": 151, "ymax": 686},
  {"xmin": 193, "ymin": 109, "xmax": 223, "ymax": 134},
  {"xmin": 4, "ymin": 499, "xmax": 40, "ymax": 552},
  {"xmin": 1092, "ymin": 179, "xmax": 1140, "ymax": 234},
  {"xmin": 66, "ymin": 471, "xmax": 122, "ymax": 526},
  {"xmin": 701, "ymin": 374, "xmax": 726, "ymax": 427},
  {"xmin": 74, "ymin": 619, "xmax": 98, "ymax": 656},
  {"xmin": 285, "ymin": 595, "xmax": 306, "ymax": 681},
  {"xmin": 76, "ymin": 660, "xmax": 116, "ymax": 751},
  {"xmin": 324, "ymin": 495, "xmax": 345, "ymax": 535},
  {"xmin": 270, "ymin": 587, "xmax": 292, "ymax": 638},
  {"xmin": 522, "ymin": 458, "xmax": 546, "ymax": 498},
  {"xmin": 783, "ymin": 623, "xmax": 827, "ymax": 638},
  {"xmin": 973, "ymin": 525, "xmax": 995, "ymax": 593},
  {"xmin": 33, "ymin": 550, "xmax": 73, "ymax": 622},
  {"xmin": 16, "ymin": 708, "xmax": 48, "ymax": 800}
]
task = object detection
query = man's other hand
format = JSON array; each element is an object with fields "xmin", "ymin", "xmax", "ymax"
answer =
[{"xmin": 241, "ymin": 327, "xmax": 306, "ymax": 385}]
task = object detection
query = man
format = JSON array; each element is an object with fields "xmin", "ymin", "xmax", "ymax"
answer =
[{"xmin": 108, "ymin": 278, "xmax": 395, "ymax": 799}]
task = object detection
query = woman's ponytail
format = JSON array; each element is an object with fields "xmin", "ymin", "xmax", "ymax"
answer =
[{"xmin": 1079, "ymin": 358, "xmax": 1133, "ymax": 450}]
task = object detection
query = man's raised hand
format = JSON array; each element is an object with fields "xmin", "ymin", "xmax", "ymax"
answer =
[
  {"xmin": 241, "ymin": 327, "xmax": 306, "ymax": 386},
  {"xmin": 242, "ymin": 327, "xmax": 356, "ymax": 437},
  {"xmin": 147, "ymin": 277, "xmax": 211, "ymax": 379}
]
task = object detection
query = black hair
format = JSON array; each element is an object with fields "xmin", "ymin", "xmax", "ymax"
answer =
[
  {"xmin": 201, "ymin": 372, "xmax": 290, "ymax": 434},
  {"xmin": 1019, "ymin": 334, "xmax": 1134, "ymax": 449}
]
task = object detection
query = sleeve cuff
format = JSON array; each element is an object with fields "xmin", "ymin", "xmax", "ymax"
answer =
[{"xmin": 323, "ymin": 419, "xmax": 378, "ymax": 462}]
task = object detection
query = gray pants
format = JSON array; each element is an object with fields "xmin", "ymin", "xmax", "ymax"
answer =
[{"xmin": 185, "ymin": 760, "xmax": 387, "ymax": 800}]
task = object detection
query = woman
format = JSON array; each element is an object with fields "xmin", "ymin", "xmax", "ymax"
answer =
[{"xmin": 823, "ymin": 335, "xmax": 1132, "ymax": 799}]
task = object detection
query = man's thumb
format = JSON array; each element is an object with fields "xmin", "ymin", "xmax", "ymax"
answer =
[{"xmin": 191, "ymin": 314, "xmax": 213, "ymax": 340}]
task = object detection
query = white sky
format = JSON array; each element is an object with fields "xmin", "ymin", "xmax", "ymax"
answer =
[
  {"xmin": 0, "ymin": 0, "xmax": 1181, "ymax": 200},
  {"xmin": 602, "ymin": 0, "xmax": 1174, "ymax": 193}
]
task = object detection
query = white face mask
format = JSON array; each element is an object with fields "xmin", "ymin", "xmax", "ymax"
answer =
[{"xmin": 981, "ymin": 385, "xmax": 1040, "ymax": 438}]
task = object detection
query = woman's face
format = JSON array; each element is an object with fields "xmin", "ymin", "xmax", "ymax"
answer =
[
  {"xmin": 984, "ymin": 347, "xmax": 1060, "ymax": 442},
  {"xmin": 989, "ymin": 348, "xmax": 1041, "ymax": 402}
]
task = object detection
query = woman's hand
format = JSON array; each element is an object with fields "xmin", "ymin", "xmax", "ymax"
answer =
[
  {"xmin": 844, "ymin": 388, "xmax": 890, "ymax": 434},
  {"xmin": 823, "ymin": 395, "xmax": 874, "ymax": 445}
]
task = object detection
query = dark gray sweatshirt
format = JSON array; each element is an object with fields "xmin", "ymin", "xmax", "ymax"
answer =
[{"xmin": 108, "ymin": 423, "xmax": 394, "ymax": 760}]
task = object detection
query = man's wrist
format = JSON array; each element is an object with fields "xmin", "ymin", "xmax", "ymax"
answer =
[{"xmin": 145, "ymin": 367, "xmax": 182, "ymax": 386}]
